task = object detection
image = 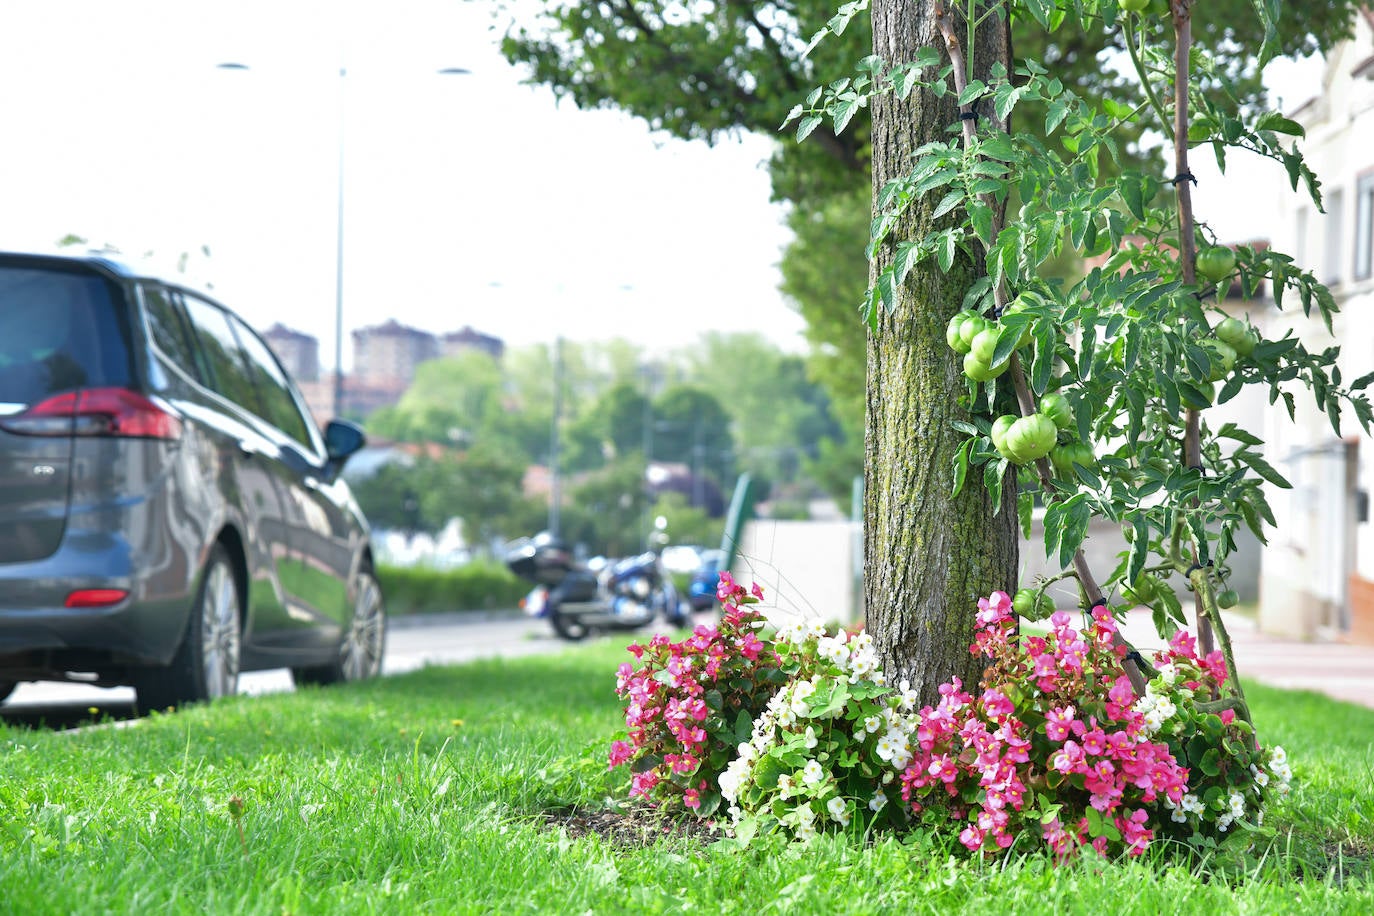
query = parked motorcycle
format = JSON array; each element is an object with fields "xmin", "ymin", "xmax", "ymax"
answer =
[{"xmin": 506, "ymin": 531, "xmax": 691, "ymax": 641}]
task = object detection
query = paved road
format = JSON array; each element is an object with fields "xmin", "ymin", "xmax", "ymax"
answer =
[
  {"xmin": 0, "ymin": 613, "xmax": 566, "ymax": 728},
  {"xmin": 5, "ymin": 606, "xmax": 1370, "ymax": 730}
]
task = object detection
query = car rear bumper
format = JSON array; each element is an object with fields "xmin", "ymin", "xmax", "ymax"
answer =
[{"xmin": 0, "ymin": 532, "xmax": 191, "ymax": 672}]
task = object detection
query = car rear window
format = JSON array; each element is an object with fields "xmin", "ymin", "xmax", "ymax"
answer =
[{"xmin": 0, "ymin": 264, "xmax": 132, "ymax": 409}]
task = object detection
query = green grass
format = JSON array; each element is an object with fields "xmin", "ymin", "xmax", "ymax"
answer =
[{"xmin": 0, "ymin": 643, "xmax": 1371, "ymax": 914}]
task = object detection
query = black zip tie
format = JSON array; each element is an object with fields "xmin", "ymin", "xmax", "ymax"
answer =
[
  {"xmin": 1126, "ymin": 648, "xmax": 1149, "ymax": 671},
  {"xmin": 1172, "ymin": 171, "xmax": 1197, "ymax": 186},
  {"xmin": 1185, "ymin": 560, "xmax": 1213, "ymax": 576},
  {"xmin": 960, "ymin": 110, "xmax": 978, "ymax": 121}
]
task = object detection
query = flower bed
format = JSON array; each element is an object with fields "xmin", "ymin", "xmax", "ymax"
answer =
[{"xmin": 608, "ymin": 584, "xmax": 1291, "ymax": 861}]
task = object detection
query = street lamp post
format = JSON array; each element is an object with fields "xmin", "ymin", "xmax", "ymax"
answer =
[{"xmin": 217, "ymin": 62, "xmax": 469, "ymax": 418}]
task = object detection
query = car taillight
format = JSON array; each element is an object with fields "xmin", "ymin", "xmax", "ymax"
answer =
[
  {"xmin": 0, "ymin": 388, "xmax": 181, "ymax": 439},
  {"xmin": 65, "ymin": 588, "xmax": 131, "ymax": 609}
]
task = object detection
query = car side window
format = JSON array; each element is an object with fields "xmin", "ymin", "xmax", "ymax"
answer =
[
  {"xmin": 179, "ymin": 293, "xmax": 262, "ymax": 417},
  {"xmin": 227, "ymin": 315, "xmax": 315, "ymax": 450},
  {"xmin": 141, "ymin": 285, "xmax": 205, "ymax": 383}
]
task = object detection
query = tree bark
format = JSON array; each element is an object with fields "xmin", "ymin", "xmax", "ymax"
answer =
[{"xmin": 866, "ymin": 0, "xmax": 1017, "ymax": 704}]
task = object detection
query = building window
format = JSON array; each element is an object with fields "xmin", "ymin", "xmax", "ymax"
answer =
[
  {"xmin": 1324, "ymin": 188, "xmax": 1343, "ymax": 285},
  {"xmin": 1355, "ymin": 174, "xmax": 1374, "ymax": 280}
]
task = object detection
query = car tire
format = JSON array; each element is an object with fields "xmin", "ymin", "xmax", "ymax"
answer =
[
  {"xmin": 135, "ymin": 544, "xmax": 242, "ymax": 713},
  {"xmin": 292, "ymin": 566, "xmax": 387, "ymax": 687}
]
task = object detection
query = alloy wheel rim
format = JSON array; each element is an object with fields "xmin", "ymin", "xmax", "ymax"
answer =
[
  {"xmin": 200, "ymin": 563, "xmax": 241, "ymax": 699},
  {"xmin": 341, "ymin": 575, "xmax": 385, "ymax": 681}
]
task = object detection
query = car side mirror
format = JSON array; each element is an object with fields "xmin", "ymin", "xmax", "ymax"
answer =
[{"xmin": 324, "ymin": 419, "xmax": 366, "ymax": 463}]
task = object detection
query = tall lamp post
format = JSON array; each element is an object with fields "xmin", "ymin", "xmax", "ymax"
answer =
[{"xmin": 218, "ymin": 62, "xmax": 469, "ymax": 418}]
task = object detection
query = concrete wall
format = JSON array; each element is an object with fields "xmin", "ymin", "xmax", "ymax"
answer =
[{"xmin": 732, "ymin": 519, "xmax": 862, "ymax": 628}]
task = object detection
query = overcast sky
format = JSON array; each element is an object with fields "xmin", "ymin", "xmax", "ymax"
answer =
[
  {"xmin": 0, "ymin": 1, "xmax": 1325, "ymax": 371},
  {"xmin": 0, "ymin": 0, "xmax": 805, "ymax": 368}
]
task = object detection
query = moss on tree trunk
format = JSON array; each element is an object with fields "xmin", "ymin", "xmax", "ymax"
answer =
[{"xmin": 865, "ymin": 0, "xmax": 1017, "ymax": 704}]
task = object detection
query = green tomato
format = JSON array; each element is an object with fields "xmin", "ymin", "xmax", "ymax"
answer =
[
  {"xmin": 1005, "ymin": 414, "xmax": 1057, "ymax": 463},
  {"xmin": 1215, "ymin": 317, "xmax": 1247, "ymax": 348},
  {"xmin": 1216, "ymin": 317, "xmax": 1259, "ymax": 358},
  {"xmin": 1201, "ymin": 338, "xmax": 1237, "ymax": 381},
  {"xmin": 990, "ymin": 414, "xmax": 1018, "ymax": 452},
  {"xmin": 947, "ymin": 311, "xmax": 975, "ymax": 354},
  {"xmin": 1217, "ymin": 588, "xmax": 1239, "ymax": 609},
  {"xmin": 958, "ymin": 315, "xmax": 989, "ymax": 350},
  {"xmin": 1039, "ymin": 392, "xmax": 1074, "ymax": 430},
  {"xmin": 1050, "ymin": 439, "xmax": 1094, "ymax": 476},
  {"xmin": 963, "ymin": 351, "xmax": 1007, "ymax": 382},
  {"xmin": 1118, "ymin": 0, "xmax": 1150, "ymax": 12},
  {"xmin": 1196, "ymin": 246, "xmax": 1237, "ymax": 284},
  {"xmin": 970, "ymin": 327, "xmax": 1002, "ymax": 365}
]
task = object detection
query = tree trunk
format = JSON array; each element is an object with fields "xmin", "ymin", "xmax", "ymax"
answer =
[{"xmin": 866, "ymin": 0, "xmax": 1017, "ymax": 704}]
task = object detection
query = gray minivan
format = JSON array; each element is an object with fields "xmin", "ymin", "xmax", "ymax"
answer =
[{"xmin": 0, "ymin": 251, "xmax": 386, "ymax": 711}]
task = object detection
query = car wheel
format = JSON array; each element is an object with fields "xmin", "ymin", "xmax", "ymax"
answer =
[
  {"xmin": 292, "ymin": 566, "xmax": 387, "ymax": 687},
  {"xmin": 136, "ymin": 544, "xmax": 242, "ymax": 713}
]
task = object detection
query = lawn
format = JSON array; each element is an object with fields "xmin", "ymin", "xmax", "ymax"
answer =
[{"xmin": 0, "ymin": 640, "xmax": 1370, "ymax": 914}]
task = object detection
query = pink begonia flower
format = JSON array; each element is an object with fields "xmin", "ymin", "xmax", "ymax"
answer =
[
  {"xmin": 751, "ymin": 582, "xmax": 765, "ymax": 599},
  {"xmin": 976, "ymin": 591, "xmax": 1014, "ymax": 627},
  {"xmin": 1202, "ymin": 650, "xmax": 1229, "ymax": 685},
  {"xmin": 981, "ymin": 688, "xmax": 1014, "ymax": 718},
  {"xmin": 959, "ymin": 825, "xmax": 986, "ymax": 851},
  {"xmin": 608, "ymin": 740, "xmax": 635, "ymax": 769},
  {"xmin": 627, "ymin": 643, "xmax": 646, "ymax": 660},
  {"xmin": 1045, "ymin": 705, "xmax": 1077, "ymax": 742},
  {"xmin": 715, "ymin": 570, "xmax": 738, "ymax": 601},
  {"xmin": 1169, "ymin": 629, "xmax": 1198, "ymax": 659},
  {"xmin": 616, "ymin": 662, "xmax": 635, "ymax": 692},
  {"xmin": 682, "ymin": 787, "xmax": 701, "ymax": 810},
  {"xmin": 1107, "ymin": 675, "xmax": 1136, "ymax": 707},
  {"xmin": 1090, "ymin": 604, "xmax": 1117, "ymax": 634},
  {"xmin": 1080, "ymin": 726, "xmax": 1108, "ymax": 757},
  {"xmin": 1220, "ymin": 708, "xmax": 1236, "ymax": 725},
  {"xmin": 739, "ymin": 632, "xmax": 765, "ymax": 660},
  {"xmin": 1051, "ymin": 740, "xmax": 1087, "ymax": 774},
  {"xmin": 629, "ymin": 770, "xmax": 660, "ymax": 798}
]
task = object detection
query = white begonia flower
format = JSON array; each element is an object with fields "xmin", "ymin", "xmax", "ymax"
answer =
[
  {"xmin": 875, "ymin": 733, "xmax": 901, "ymax": 763},
  {"xmin": 826, "ymin": 795, "xmax": 850, "ymax": 825},
  {"xmin": 1134, "ymin": 693, "xmax": 1158, "ymax": 715},
  {"xmin": 777, "ymin": 773, "xmax": 795, "ymax": 800},
  {"xmin": 864, "ymin": 715, "xmax": 883, "ymax": 734},
  {"xmin": 802, "ymin": 759, "xmax": 825, "ymax": 786},
  {"xmin": 780, "ymin": 620, "xmax": 808, "ymax": 644},
  {"xmin": 1252, "ymin": 767, "xmax": 1270, "ymax": 789},
  {"xmin": 736, "ymin": 742, "xmax": 757, "ymax": 763},
  {"xmin": 727, "ymin": 804, "xmax": 743, "ymax": 824},
  {"xmin": 1171, "ymin": 807, "xmax": 1188, "ymax": 824},
  {"xmin": 806, "ymin": 620, "xmax": 828, "ymax": 640},
  {"xmin": 795, "ymin": 819, "xmax": 818, "ymax": 842},
  {"xmin": 1158, "ymin": 663, "xmax": 1177, "ymax": 685},
  {"xmin": 1181, "ymin": 794, "xmax": 1204, "ymax": 814},
  {"xmin": 850, "ymin": 631, "xmax": 872, "ymax": 651},
  {"xmin": 872, "ymin": 669, "xmax": 889, "ymax": 687},
  {"xmin": 1228, "ymin": 792, "xmax": 1246, "ymax": 818},
  {"xmin": 1154, "ymin": 697, "xmax": 1177, "ymax": 721},
  {"xmin": 804, "ymin": 726, "xmax": 819, "ymax": 750},
  {"xmin": 869, "ymin": 790, "xmax": 888, "ymax": 813},
  {"xmin": 1269, "ymin": 745, "xmax": 1287, "ymax": 767},
  {"xmin": 898, "ymin": 680, "xmax": 919, "ymax": 712},
  {"xmin": 1216, "ymin": 813, "xmax": 1233, "ymax": 832}
]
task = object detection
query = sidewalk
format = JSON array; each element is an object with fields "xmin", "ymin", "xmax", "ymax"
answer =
[{"xmin": 1118, "ymin": 609, "xmax": 1374, "ymax": 711}]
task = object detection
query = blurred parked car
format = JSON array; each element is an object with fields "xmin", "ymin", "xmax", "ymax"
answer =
[
  {"xmin": 687, "ymin": 549, "xmax": 726, "ymax": 612},
  {"xmin": 0, "ymin": 251, "xmax": 385, "ymax": 711}
]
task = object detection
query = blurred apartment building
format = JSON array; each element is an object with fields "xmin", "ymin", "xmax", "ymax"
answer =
[{"xmin": 263, "ymin": 319, "xmax": 504, "ymax": 423}]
